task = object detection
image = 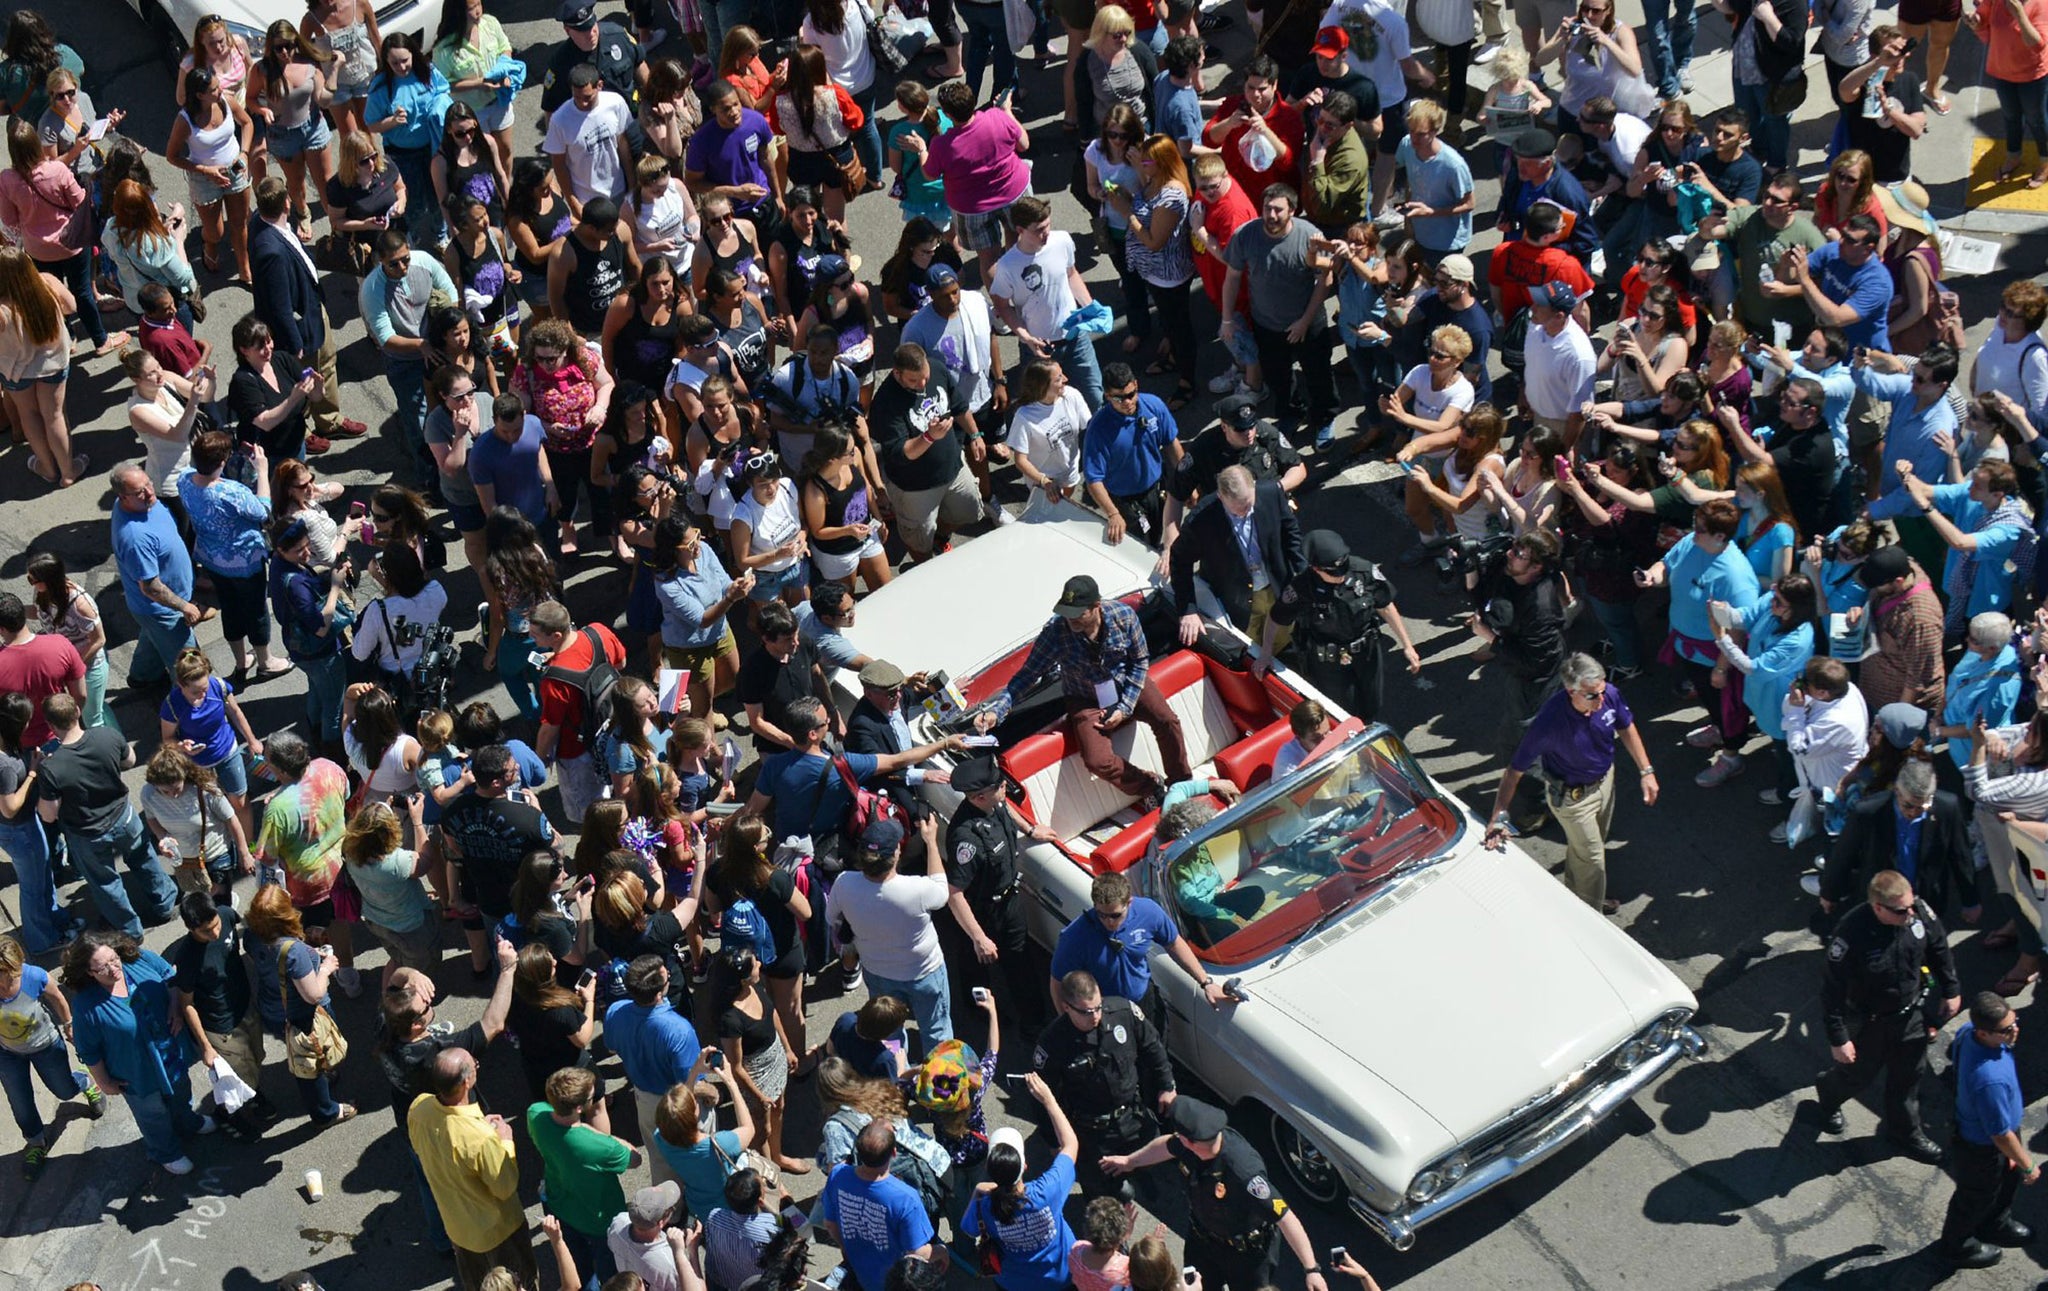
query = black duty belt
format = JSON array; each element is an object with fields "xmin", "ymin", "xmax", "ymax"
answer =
[{"xmin": 1196, "ymin": 1224, "xmax": 1276, "ymax": 1253}]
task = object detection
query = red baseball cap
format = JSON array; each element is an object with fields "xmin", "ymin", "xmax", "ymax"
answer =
[{"xmin": 1311, "ymin": 26, "xmax": 1349, "ymax": 57}]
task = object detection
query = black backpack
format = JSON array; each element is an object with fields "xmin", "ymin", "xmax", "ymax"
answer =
[{"xmin": 543, "ymin": 626, "xmax": 620, "ymax": 747}]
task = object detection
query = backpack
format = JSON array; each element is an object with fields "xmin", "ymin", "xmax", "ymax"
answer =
[
  {"xmin": 832, "ymin": 751, "xmax": 904, "ymax": 843},
  {"xmin": 722, "ymin": 888, "xmax": 780, "ymax": 965},
  {"xmin": 543, "ymin": 626, "xmax": 621, "ymax": 748},
  {"xmin": 827, "ymin": 1110, "xmax": 952, "ymax": 1224}
]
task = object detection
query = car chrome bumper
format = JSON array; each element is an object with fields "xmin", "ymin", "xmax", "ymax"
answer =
[{"xmin": 1348, "ymin": 1025, "xmax": 1705, "ymax": 1250}]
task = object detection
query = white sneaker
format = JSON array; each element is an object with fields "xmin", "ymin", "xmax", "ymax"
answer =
[
  {"xmin": 197, "ymin": 1114, "xmax": 219, "ymax": 1136},
  {"xmin": 1237, "ymin": 380, "xmax": 1271, "ymax": 404},
  {"xmin": 1768, "ymin": 822, "xmax": 1789, "ymax": 844},
  {"xmin": 162, "ymin": 1156, "xmax": 195, "ymax": 1175},
  {"xmin": 334, "ymin": 966, "xmax": 362, "ymax": 998},
  {"xmin": 1757, "ymin": 788, "xmax": 1784, "ymax": 806},
  {"xmin": 1678, "ymin": 66, "xmax": 1695, "ymax": 93},
  {"xmin": 1373, "ymin": 209, "xmax": 1407, "ymax": 230},
  {"xmin": 984, "ymin": 499, "xmax": 1015, "ymax": 526},
  {"xmin": 1473, "ymin": 40, "xmax": 1504, "ymax": 64},
  {"xmin": 1799, "ymin": 872, "xmax": 1823, "ymax": 897},
  {"xmin": 1208, "ymin": 369, "xmax": 1242, "ymax": 394},
  {"xmin": 1683, "ymin": 725, "xmax": 1724, "ymax": 750}
]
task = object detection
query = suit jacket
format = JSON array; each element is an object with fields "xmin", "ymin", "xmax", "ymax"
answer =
[
  {"xmin": 1820, "ymin": 789, "xmax": 1975, "ymax": 915},
  {"xmin": 1169, "ymin": 481, "xmax": 1305, "ymax": 630},
  {"xmin": 247, "ymin": 217, "xmax": 326, "ymax": 358},
  {"xmin": 844, "ymin": 696, "xmax": 925, "ymax": 817}
]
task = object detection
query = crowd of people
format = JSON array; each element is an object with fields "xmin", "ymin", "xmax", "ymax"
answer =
[{"xmin": 5, "ymin": 0, "xmax": 2048, "ymax": 1283}]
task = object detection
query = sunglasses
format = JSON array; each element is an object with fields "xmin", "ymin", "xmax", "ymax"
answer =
[
  {"xmin": 1428, "ymin": 348, "xmax": 1454, "ymax": 360},
  {"xmin": 1107, "ymin": 389, "xmax": 1139, "ymax": 403}
]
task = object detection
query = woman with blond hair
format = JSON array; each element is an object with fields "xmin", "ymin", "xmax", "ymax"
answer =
[
  {"xmin": 1813, "ymin": 149, "xmax": 1886, "ymax": 241},
  {"xmin": 342, "ymin": 798, "xmax": 439, "ymax": 985},
  {"xmin": 323, "ymin": 130, "xmax": 405, "ymax": 270},
  {"xmin": 0, "ymin": 246, "xmax": 81, "ymax": 487},
  {"xmin": 654, "ymin": 1060, "xmax": 755, "ymax": 1220},
  {"xmin": 121, "ymin": 345, "xmax": 210, "ymax": 533},
  {"xmin": 1102, "ymin": 134, "xmax": 1197, "ymax": 407},
  {"xmin": 248, "ymin": 19, "xmax": 339, "ymax": 238},
  {"xmin": 243, "ymin": 883, "xmax": 358, "ymax": 1125},
  {"xmin": 167, "ymin": 65, "xmax": 256, "ymax": 283},
  {"xmin": 38, "ymin": 66, "xmax": 123, "ymax": 188},
  {"xmin": 100, "ymin": 179, "xmax": 200, "ymax": 326}
]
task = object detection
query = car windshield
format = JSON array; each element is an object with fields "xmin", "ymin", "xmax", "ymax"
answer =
[{"xmin": 1155, "ymin": 729, "xmax": 1462, "ymax": 961}]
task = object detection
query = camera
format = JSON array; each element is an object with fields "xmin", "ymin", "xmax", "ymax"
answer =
[
  {"xmin": 1420, "ymin": 531, "xmax": 1515, "ymax": 589},
  {"xmin": 401, "ymin": 618, "xmax": 459, "ymax": 715}
]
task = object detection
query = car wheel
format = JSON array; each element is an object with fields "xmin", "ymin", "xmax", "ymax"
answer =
[{"xmin": 1267, "ymin": 1107, "xmax": 1346, "ymax": 1207}]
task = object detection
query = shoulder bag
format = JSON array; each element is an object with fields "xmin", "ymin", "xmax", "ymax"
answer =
[
  {"xmin": 710, "ymin": 1118, "xmax": 784, "ymax": 1188},
  {"xmin": 277, "ymin": 938, "xmax": 350, "ymax": 1079},
  {"xmin": 859, "ymin": 0, "xmax": 912, "ymax": 78}
]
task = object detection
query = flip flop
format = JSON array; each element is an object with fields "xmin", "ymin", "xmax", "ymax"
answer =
[
  {"xmin": 1928, "ymin": 94, "xmax": 1953, "ymax": 115},
  {"xmin": 2030, "ymin": 168, "xmax": 2048, "ymax": 190},
  {"xmin": 1995, "ymin": 968, "xmax": 2040, "ymax": 998},
  {"xmin": 1999, "ymin": 160, "xmax": 2024, "ymax": 182}
]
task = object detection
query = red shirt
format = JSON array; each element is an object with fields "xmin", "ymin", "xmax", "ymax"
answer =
[
  {"xmin": 0, "ymin": 633, "xmax": 84, "ymax": 747},
  {"xmin": 1196, "ymin": 180, "xmax": 1257, "ymax": 315},
  {"xmin": 1619, "ymin": 266, "xmax": 1699, "ymax": 332},
  {"xmin": 1487, "ymin": 240, "xmax": 1594, "ymax": 317},
  {"xmin": 538, "ymin": 624, "xmax": 628, "ymax": 761},
  {"xmin": 1206, "ymin": 95, "xmax": 1303, "ymax": 204},
  {"xmin": 138, "ymin": 316, "xmax": 203, "ymax": 376}
]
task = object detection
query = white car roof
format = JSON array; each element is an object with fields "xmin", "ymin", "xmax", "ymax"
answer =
[{"xmin": 839, "ymin": 506, "xmax": 1158, "ymax": 689}]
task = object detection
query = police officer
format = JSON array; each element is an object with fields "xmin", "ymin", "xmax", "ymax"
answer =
[
  {"xmin": 1258, "ymin": 529, "xmax": 1422, "ymax": 722},
  {"xmin": 944, "ymin": 755, "xmax": 1056, "ymax": 1071},
  {"xmin": 1808, "ymin": 869, "xmax": 1960, "ymax": 1165},
  {"xmin": 1103, "ymin": 1096, "xmax": 1341, "ymax": 1291},
  {"xmin": 1034, "ymin": 969, "xmax": 1175, "ymax": 1199},
  {"xmin": 1938, "ymin": 991, "xmax": 2036, "ymax": 1269},
  {"xmin": 1170, "ymin": 392, "xmax": 1308, "ymax": 512}
]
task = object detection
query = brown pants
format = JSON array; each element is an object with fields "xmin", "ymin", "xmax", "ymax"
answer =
[
  {"xmin": 1066, "ymin": 678, "xmax": 1190, "ymax": 797},
  {"xmin": 304, "ymin": 315, "xmax": 343, "ymax": 436},
  {"xmin": 453, "ymin": 1223, "xmax": 538, "ymax": 1291},
  {"xmin": 205, "ymin": 1004, "xmax": 266, "ymax": 1091}
]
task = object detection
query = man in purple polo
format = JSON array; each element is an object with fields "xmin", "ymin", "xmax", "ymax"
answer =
[{"xmin": 1478, "ymin": 652, "xmax": 1659, "ymax": 915}]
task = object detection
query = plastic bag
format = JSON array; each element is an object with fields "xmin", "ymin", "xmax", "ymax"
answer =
[
  {"xmin": 1003, "ymin": 0, "xmax": 1035, "ymax": 51},
  {"xmin": 208, "ymin": 1057, "xmax": 257, "ymax": 1114},
  {"xmin": 1239, "ymin": 127, "xmax": 1277, "ymax": 174},
  {"xmin": 1785, "ymin": 791, "xmax": 1822, "ymax": 851}
]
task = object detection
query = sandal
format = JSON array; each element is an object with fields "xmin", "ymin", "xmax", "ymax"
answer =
[
  {"xmin": 2030, "ymin": 166, "xmax": 2048, "ymax": 190},
  {"xmin": 1999, "ymin": 158, "xmax": 2025, "ymax": 182},
  {"xmin": 1928, "ymin": 93, "xmax": 1952, "ymax": 115},
  {"xmin": 1143, "ymin": 356, "xmax": 1176, "ymax": 377},
  {"xmin": 202, "ymin": 246, "xmax": 220, "ymax": 274},
  {"xmin": 1167, "ymin": 381, "xmax": 1196, "ymax": 409}
]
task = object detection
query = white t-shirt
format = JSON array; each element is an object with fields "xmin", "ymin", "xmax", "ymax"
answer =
[
  {"xmin": 732, "ymin": 479, "xmax": 805, "ymax": 573},
  {"xmin": 1975, "ymin": 328, "xmax": 2048, "ymax": 427},
  {"xmin": 608, "ymin": 1214, "xmax": 683, "ymax": 1291},
  {"xmin": 353, "ymin": 581, "xmax": 451, "ymax": 673},
  {"xmin": 627, "ymin": 180, "xmax": 697, "ymax": 275},
  {"xmin": 1005, "ymin": 387, "xmax": 1092, "ymax": 490},
  {"xmin": 1522, "ymin": 320, "xmax": 1599, "ymax": 420},
  {"xmin": 1601, "ymin": 113, "xmax": 1653, "ymax": 177},
  {"xmin": 990, "ymin": 233, "xmax": 1082, "ymax": 344},
  {"xmin": 801, "ymin": 0, "xmax": 877, "ymax": 95},
  {"xmin": 1322, "ymin": 0, "xmax": 1413, "ymax": 112},
  {"xmin": 1400, "ymin": 365, "xmax": 1475, "ymax": 436},
  {"xmin": 825, "ymin": 871, "xmax": 948, "ymax": 980},
  {"xmin": 542, "ymin": 90, "xmax": 633, "ymax": 202},
  {"xmin": 902, "ymin": 291, "xmax": 996, "ymax": 414}
]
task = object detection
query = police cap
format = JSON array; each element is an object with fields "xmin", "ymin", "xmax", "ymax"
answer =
[{"xmin": 953, "ymin": 755, "xmax": 1002, "ymax": 794}]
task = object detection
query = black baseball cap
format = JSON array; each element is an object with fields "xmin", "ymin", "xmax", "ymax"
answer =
[{"xmin": 1055, "ymin": 575, "xmax": 1101, "ymax": 618}]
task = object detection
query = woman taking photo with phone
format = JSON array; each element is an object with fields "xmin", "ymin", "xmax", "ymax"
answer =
[{"xmin": 961, "ymin": 1074, "xmax": 1081, "ymax": 1291}]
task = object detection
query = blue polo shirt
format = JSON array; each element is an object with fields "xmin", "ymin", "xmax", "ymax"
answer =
[
  {"xmin": 1083, "ymin": 394, "xmax": 1179, "ymax": 497},
  {"xmin": 1049, "ymin": 897, "xmax": 1181, "ymax": 1001},
  {"xmin": 112, "ymin": 502, "xmax": 194, "ymax": 630},
  {"xmin": 603, "ymin": 997, "xmax": 700, "ymax": 1096},
  {"xmin": 1953, "ymin": 1022, "xmax": 2025, "ymax": 1145}
]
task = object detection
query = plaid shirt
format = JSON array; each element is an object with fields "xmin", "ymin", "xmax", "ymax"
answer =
[{"xmin": 989, "ymin": 599, "xmax": 1150, "ymax": 720}]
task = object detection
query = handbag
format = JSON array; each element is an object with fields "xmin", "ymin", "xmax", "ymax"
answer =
[
  {"xmin": 1764, "ymin": 67, "xmax": 1809, "ymax": 116},
  {"xmin": 836, "ymin": 146, "xmax": 869, "ymax": 199},
  {"xmin": 710, "ymin": 1120, "xmax": 783, "ymax": 1188},
  {"xmin": 861, "ymin": 0, "xmax": 910, "ymax": 78},
  {"xmin": 972, "ymin": 1197, "xmax": 1004, "ymax": 1276},
  {"xmin": 277, "ymin": 939, "xmax": 350, "ymax": 1079}
]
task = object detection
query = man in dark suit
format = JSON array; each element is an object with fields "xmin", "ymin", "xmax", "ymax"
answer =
[
  {"xmin": 845, "ymin": 658, "xmax": 948, "ymax": 804},
  {"xmin": 1818, "ymin": 759, "xmax": 1981, "ymax": 922},
  {"xmin": 1168, "ymin": 464, "xmax": 1304, "ymax": 652},
  {"xmin": 247, "ymin": 177, "xmax": 366, "ymax": 455}
]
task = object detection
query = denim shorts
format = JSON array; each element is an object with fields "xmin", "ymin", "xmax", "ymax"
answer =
[
  {"xmin": 267, "ymin": 115, "xmax": 332, "ymax": 162},
  {"xmin": 474, "ymin": 97, "xmax": 515, "ymax": 134},
  {"xmin": 748, "ymin": 560, "xmax": 809, "ymax": 601},
  {"xmin": 190, "ymin": 158, "xmax": 251, "ymax": 206},
  {"xmin": 0, "ymin": 368, "xmax": 65, "ymax": 392},
  {"xmin": 446, "ymin": 500, "xmax": 487, "ymax": 533},
  {"xmin": 329, "ymin": 78, "xmax": 371, "ymax": 107},
  {"xmin": 204, "ymin": 745, "xmax": 249, "ymax": 798}
]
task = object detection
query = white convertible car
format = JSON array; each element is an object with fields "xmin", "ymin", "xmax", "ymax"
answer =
[
  {"xmin": 121, "ymin": 0, "xmax": 447, "ymax": 68},
  {"xmin": 839, "ymin": 507, "xmax": 1704, "ymax": 1250}
]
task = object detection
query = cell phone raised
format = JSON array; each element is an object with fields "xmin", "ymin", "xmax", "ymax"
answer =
[
  {"xmin": 1182, "ymin": 1269, "xmax": 1199, "ymax": 1287},
  {"xmin": 348, "ymin": 501, "xmax": 368, "ymax": 519},
  {"xmin": 1329, "ymin": 1246, "xmax": 1348, "ymax": 1265},
  {"xmin": 972, "ymin": 986, "xmax": 991, "ymax": 1004},
  {"xmin": 577, "ymin": 968, "xmax": 597, "ymax": 989}
]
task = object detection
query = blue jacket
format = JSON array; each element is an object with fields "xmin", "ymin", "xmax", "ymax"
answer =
[{"xmin": 247, "ymin": 217, "xmax": 325, "ymax": 358}]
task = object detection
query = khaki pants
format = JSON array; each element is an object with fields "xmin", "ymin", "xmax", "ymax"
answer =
[
  {"xmin": 207, "ymin": 1004, "xmax": 266, "ymax": 1090},
  {"xmin": 635, "ymin": 1086, "xmax": 677, "ymax": 1186},
  {"xmin": 1548, "ymin": 768, "xmax": 1615, "ymax": 909},
  {"xmin": 306, "ymin": 315, "xmax": 343, "ymax": 436}
]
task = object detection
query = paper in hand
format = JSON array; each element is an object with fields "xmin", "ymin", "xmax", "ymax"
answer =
[{"xmin": 85, "ymin": 119, "xmax": 111, "ymax": 142}]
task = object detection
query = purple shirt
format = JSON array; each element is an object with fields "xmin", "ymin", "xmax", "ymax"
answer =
[
  {"xmin": 1510, "ymin": 683, "xmax": 1634, "ymax": 785},
  {"xmin": 684, "ymin": 109, "xmax": 774, "ymax": 213}
]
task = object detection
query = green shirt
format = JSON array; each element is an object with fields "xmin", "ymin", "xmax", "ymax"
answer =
[
  {"xmin": 525, "ymin": 1102, "xmax": 633, "ymax": 1237},
  {"xmin": 1722, "ymin": 205, "xmax": 1824, "ymax": 336}
]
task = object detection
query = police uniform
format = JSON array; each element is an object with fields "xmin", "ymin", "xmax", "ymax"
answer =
[
  {"xmin": 1034, "ymin": 995, "xmax": 1174, "ymax": 1195},
  {"xmin": 541, "ymin": 5, "xmax": 644, "ymax": 114},
  {"xmin": 1168, "ymin": 1098, "xmax": 1296, "ymax": 1291},
  {"xmin": 943, "ymin": 756, "xmax": 1039, "ymax": 1065},
  {"xmin": 1268, "ymin": 530, "xmax": 1397, "ymax": 721},
  {"xmin": 1173, "ymin": 395, "xmax": 1303, "ymax": 504},
  {"xmin": 1816, "ymin": 897, "xmax": 1960, "ymax": 1145}
]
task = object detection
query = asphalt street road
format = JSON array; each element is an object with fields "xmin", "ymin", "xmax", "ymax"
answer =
[{"xmin": 1, "ymin": 0, "xmax": 2046, "ymax": 1288}]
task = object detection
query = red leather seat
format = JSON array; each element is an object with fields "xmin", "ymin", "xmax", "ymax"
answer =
[
  {"xmin": 1213, "ymin": 718, "xmax": 1295, "ymax": 791},
  {"xmin": 1149, "ymin": 648, "xmax": 1206, "ymax": 699},
  {"xmin": 1085, "ymin": 808, "xmax": 1162, "ymax": 875}
]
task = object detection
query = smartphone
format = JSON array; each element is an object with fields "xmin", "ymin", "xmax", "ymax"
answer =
[
  {"xmin": 527, "ymin": 650, "xmax": 549, "ymax": 671},
  {"xmin": 706, "ymin": 1049, "xmax": 724, "ymax": 1069},
  {"xmin": 577, "ymin": 968, "xmax": 597, "ymax": 989},
  {"xmin": 781, "ymin": 1203, "xmax": 808, "ymax": 1230},
  {"xmin": 1182, "ymin": 1269, "xmax": 1199, "ymax": 1287},
  {"xmin": 1394, "ymin": 459, "xmax": 1415, "ymax": 475},
  {"xmin": 1329, "ymin": 1246, "xmax": 1348, "ymax": 1266},
  {"xmin": 1552, "ymin": 454, "xmax": 1571, "ymax": 481},
  {"xmin": 300, "ymin": 367, "xmax": 318, "ymax": 382},
  {"xmin": 348, "ymin": 501, "xmax": 368, "ymax": 519},
  {"xmin": 1855, "ymin": 346, "xmax": 1871, "ymax": 362},
  {"xmin": 1003, "ymin": 1072, "xmax": 1031, "ymax": 1088},
  {"xmin": 576, "ymin": 874, "xmax": 596, "ymax": 893},
  {"xmin": 972, "ymin": 986, "xmax": 991, "ymax": 1004}
]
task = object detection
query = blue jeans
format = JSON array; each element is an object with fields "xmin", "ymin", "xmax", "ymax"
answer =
[
  {"xmin": 1587, "ymin": 595, "xmax": 1643, "ymax": 671},
  {"xmin": 0, "ymin": 813, "xmax": 67, "ymax": 952},
  {"xmin": 1053, "ymin": 334, "xmax": 1104, "ymax": 411},
  {"xmin": 388, "ymin": 146, "xmax": 444, "ymax": 248},
  {"xmin": 296, "ymin": 1069, "xmax": 340, "ymax": 1121},
  {"xmin": 410, "ymin": 1140, "xmax": 454, "ymax": 1253},
  {"xmin": 0, "ymin": 1041, "xmax": 88, "ymax": 1140},
  {"xmin": 1642, "ymin": 0, "xmax": 1697, "ymax": 98},
  {"xmin": 65, "ymin": 808, "xmax": 177, "ymax": 937},
  {"xmin": 385, "ymin": 357, "xmax": 434, "ymax": 490},
  {"xmin": 1993, "ymin": 73, "xmax": 2048, "ymax": 156},
  {"xmin": 959, "ymin": 1, "xmax": 1018, "ymax": 102},
  {"xmin": 81, "ymin": 652, "xmax": 108, "ymax": 729},
  {"xmin": 863, "ymin": 964, "xmax": 953, "ymax": 1061},
  {"xmin": 849, "ymin": 81, "xmax": 884, "ymax": 196},
  {"xmin": 299, "ymin": 651, "xmax": 347, "ymax": 743},
  {"xmin": 126, "ymin": 1069, "xmax": 204, "ymax": 1165},
  {"xmin": 1732, "ymin": 79, "xmax": 1791, "ymax": 172},
  {"xmin": 498, "ymin": 627, "xmax": 542, "ymax": 722},
  {"xmin": 127, "ymin": 616, "xmax": 199, "ymax": 689},
  {"xmin": 703, "ymin": 0, "xmax": 751, "ymax": 67},
  {"xmin": 46, "ymin": 249, "xmax": 109, "ymax": 350}
]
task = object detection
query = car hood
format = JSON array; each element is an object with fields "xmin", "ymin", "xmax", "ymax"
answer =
[{"xmin": 1253, "ymin": 845, "xmax": 1693, "ymax": 1148}]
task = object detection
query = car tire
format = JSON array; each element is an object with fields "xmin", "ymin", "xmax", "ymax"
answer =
[{"xmin": 1265, "ymin": 1106, "xmax": 1347, "ymax": 1208}]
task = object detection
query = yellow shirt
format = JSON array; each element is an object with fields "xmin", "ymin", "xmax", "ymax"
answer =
[{"xmin": 408, "ymin": 1093, "xmax": 526, "ymax": 1252}]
